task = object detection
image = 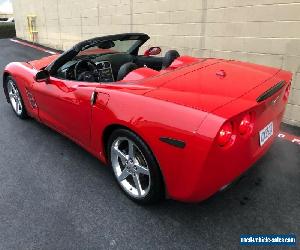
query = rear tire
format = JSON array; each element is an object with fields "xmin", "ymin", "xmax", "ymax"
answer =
[
  {"xmin": 6, "ymin": 76, "xmax": 27, "ymax": 119},
  {"xmin": 107, "ymin": 129, "xmax": 165, "ymax": 204}
]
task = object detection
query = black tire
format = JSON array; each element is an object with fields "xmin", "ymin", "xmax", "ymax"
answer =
[
  {"xmin": 5, "ymin": 76, "xmax": 28, "ymax": 119},
  {"xmin": 107, "ymin": 129, "xmax": 165, "ymax": 204}
]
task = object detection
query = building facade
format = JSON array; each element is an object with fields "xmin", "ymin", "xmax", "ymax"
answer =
[{"xmin": 12, "ymin": 0, "xmax": 300, "ymax": 126}]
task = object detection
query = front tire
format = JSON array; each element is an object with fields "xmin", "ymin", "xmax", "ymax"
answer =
[
  {"xmin": 6, "ymin": 76, "xmax": 27, "ymax": 119},
  {"xmin": 107, "ymin": 129, "xmax": 165, "ymax": 204}
]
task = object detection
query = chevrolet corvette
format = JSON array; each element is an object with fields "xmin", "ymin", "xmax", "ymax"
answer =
[{"xmin": 3, "ymin": 33, "xmax": 292, "ymax": 204}]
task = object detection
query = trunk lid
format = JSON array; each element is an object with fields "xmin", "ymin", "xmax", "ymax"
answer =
[{"xmin": 145, "ymin": 60, "xmax": 280, "ymax": 112}]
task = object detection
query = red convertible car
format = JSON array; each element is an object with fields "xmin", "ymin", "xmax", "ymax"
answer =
[{"xmin": 3, "ymin": 33, "xmax": 292, "ymax": 204}]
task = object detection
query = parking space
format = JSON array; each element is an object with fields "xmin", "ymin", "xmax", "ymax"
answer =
[{"xmin": 0, "ymin": 38, "xmax": 299, "ymax": 249}]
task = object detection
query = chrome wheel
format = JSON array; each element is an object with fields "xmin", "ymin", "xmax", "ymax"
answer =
[
  {"xmin": 7, "ymin": 79, "xmax": 23, "ymax": 115},
  {"xmin": 111, "ymin": 137, "xmax": 151, "ymax": 198}
]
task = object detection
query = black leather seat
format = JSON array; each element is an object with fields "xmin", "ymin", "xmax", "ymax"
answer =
[
  {"xmin": 117, "ymin": 62, "xmax": 139, "ymax": 81},
  {"xmin": 162, "ymin": 50, "xmax": 180, "ymax": 69}
]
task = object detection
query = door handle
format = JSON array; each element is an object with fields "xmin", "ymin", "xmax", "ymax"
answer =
[{"xmin": 90, "ymin": 91, "xmax": 98, "ymax": 105}]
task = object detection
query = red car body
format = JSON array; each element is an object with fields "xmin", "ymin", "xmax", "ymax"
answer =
[{"xmin": 3, "ymin": 37, "xmax": 292, "ymax": 202}]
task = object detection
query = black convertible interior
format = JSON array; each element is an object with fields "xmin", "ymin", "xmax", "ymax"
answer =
[{"xmin": 48, "ymin": 33, "xmax": 180, "ymax": 83}]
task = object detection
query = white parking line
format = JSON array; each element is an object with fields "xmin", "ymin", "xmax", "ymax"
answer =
[
  {"xmin": 10, "ymin": 39, "xmax": 59, "ymax": 55},
  {"xmin": 278, "ymin": 132, "xmax": 300, "ymax": 145}
]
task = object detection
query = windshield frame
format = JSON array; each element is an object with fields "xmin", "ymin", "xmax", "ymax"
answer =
[{"xmin": 46, "ymin": 33, "xmax": 150, "ymax": 75}]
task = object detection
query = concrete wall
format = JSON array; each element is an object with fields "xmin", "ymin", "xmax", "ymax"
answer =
[{"xmin": 12, "ymin": 0, "xmax": 300, "ymax": 126}]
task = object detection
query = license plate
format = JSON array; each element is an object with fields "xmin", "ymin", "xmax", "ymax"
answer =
[{"xmin": 259, "ymin": 122, "xmax": 274, "ymax": 146}]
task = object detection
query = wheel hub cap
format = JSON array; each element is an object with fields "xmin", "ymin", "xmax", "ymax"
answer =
[
  {"xmin": 7, "ymin": 80, "xmax": 22, "ymax": 115},
  {"xmin": 111, "ymin": 137, "xmax": 151, "ymax": 198}
]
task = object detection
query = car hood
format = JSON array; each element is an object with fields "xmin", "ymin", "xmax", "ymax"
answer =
[
  {"xmin": 145, "ymin": 60, "xmax": 280, "ymax": 112},
  {"xmin": 28, "ymin": 54, "xmax": 60, "ymax": 70}
]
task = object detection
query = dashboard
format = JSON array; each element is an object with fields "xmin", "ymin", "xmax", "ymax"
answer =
[
  {"xmin": 56, "ymin": 59, "xmax": 114, "ymax": 82},
  {"xmin": 55, "ymin": 52, "xmax": 134, "ymax": 83}
]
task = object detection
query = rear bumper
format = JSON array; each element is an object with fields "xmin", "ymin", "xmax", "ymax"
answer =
[
  {"xmin": 167, "ymin": 109, "xmax": 284, "ymax": 203},
  {"xmin": 197, "ymin": 116, "xmax": 281, "ymax": 201}
]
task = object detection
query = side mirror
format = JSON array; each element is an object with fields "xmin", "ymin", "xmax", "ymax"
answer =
[
  {"xmin": 144, "ymin": 47, "xmax": 162, "ymax": 56},
  {"xmin": 35, "ymin": 70, "xmax": 50, "ymax": 82}
]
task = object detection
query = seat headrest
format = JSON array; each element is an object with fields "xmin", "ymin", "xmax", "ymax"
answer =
[
  {"xmin": 117, "ymin": 62, "xmax": 138, "ymax": 81},
  {"xmin": 162, "ymin": 50, "xmax": 180, "ymax": 69}
]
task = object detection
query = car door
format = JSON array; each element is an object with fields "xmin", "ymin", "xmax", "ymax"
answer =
[{"xmin": 30, "ymin": 76, "xmax": 96, "ymax": 146}]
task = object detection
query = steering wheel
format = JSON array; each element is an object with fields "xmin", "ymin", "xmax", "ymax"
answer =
[{"xmin": 74, "ymin": 59, "xmax": 97, "ymax": 81}]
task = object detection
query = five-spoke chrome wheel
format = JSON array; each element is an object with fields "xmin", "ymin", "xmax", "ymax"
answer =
[
  {"xmin": 7, "ymin": 79, "xmax": 23, "ymax": 115},
  {"xmin": 111, "ymin": 137, "xmax": 151, "ymax": 198}
]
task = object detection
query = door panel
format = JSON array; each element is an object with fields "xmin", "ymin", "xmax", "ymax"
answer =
[{"xmin": 31, "ymin": 77, "xmax": 95, "ymax": 146}]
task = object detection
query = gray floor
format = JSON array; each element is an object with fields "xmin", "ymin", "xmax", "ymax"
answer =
[{"xmin": 0, "ymin": 38, "xmax": 299, "ymax": 250}]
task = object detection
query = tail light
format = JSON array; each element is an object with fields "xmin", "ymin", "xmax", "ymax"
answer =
[
  {"xmin": 239, "ymin": 113, "xmax": 254, "ymax": 135},
  {"xmin": 283, "ymin": 83, "xmax": 291, "ymax": 101},
  {"xmin": 217, "ymin": 122, "xmax": 234, "ymax": 147}
]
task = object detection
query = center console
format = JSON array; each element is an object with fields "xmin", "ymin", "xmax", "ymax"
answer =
[{"xmin": 96, "ymin": 61, "xmax": 114, "ymax": 82}]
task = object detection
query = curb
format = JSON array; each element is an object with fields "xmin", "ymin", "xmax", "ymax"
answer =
[{"xmin": 10, "ymin": 38, "xmax": 62, "ymax": 55}]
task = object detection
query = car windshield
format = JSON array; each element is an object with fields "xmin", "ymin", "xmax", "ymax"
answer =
[{"xmin": 78, "ymin": 39, "xmax": 140, "ymax": 56}]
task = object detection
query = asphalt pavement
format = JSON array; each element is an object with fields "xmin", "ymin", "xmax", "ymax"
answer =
[{"xmin": 0, "ymin": 38, "xmax": 299, "ymax": 250}]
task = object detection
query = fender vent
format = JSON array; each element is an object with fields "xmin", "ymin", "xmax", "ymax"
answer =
[
  {"xmin": 256, "ymin": 80, "xmax": 285, "ymax": 102},
  {"xmin": 159, "ymin": 137, "xmax": 186, "ymax": 148}
]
